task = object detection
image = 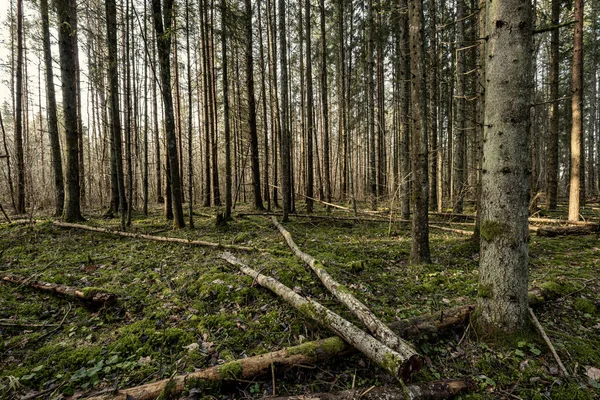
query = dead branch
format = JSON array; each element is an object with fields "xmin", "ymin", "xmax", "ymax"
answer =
[
  {"xmin": 221, "ymin": 252, "xmax": 422, "ymax": 379},
  {"xmin": 52, "ymin": 221, "xmax": 257, "ymax": 252},
  {"xmin": 267, "ymin": 378, "xmax": 475, "ymax": 400},
  {"xmin": 0, "ymin": 202, "xmax": 10, "ymax": 223},
  {"xmin": 0, "ymin": 273, "xmax": 115, "ymax": 305},
  {"xmin": 536, "ymin": 225, "xmax": 600, "ymax": 237},
  {"xmin": 528, "ymin": 308, "xmax": 569, "ymax": 377},
  {"xmin": 272, "ymin": 217, "xmax": 420, "ymax": 363},
  {"xmin": 429, "ymin": 225, "xmax": 472, "ymax": 235},
  {"xmin": 85, "ymin": 337, "xmax": 353, "ymax": 400},
  {"xmin": 529, "ymin": 216, "xmax": 597, "ymax": 226}
]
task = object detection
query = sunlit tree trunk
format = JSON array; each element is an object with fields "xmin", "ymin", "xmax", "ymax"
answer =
[
  {"xmin": 14, "ymin": 0, "xmax": 25, "ymax": 214},
  {"xmin": 545, "ymin": 0, "xmax": 559, "ymax": 210}
]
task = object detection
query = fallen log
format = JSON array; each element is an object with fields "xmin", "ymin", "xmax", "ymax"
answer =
[
  {"xmin": 52, "ymin": 221, "xmax": 257, "ymax": 252},
  {"xmin": 528, "ymin": 216, "xmax": 597, "ymax": 226},
  {"xmin": 237, "ymin": 212, "xmax": 395, "ymax": 224},
  {"xmin": 221, "ymin": 252, "xmax": 422, "ymax": 379},
  {"xmin": 428, "ymin": 225, "xmax": 472, "ymax": 236},
  {"xmin": 272, "ymin": 217, "xmax": 420, "ymax": 362},
  {"xmin": 429, "ymin": 212, "xmax": 475, "ymax": 222},
  {"xmin": 268, "ymin": 378, "xmax": 475, "ymax": 400},
  {"xmin": 536, "ymin": 224, "xmax": 600, "ymax": 237},
  {"xmin": 85, "ymin": 337, "xmax": 353, "ymax": 400},
  {"xmin": 0, "ymin": 273, "xmax": 115, "ymax": 305}
]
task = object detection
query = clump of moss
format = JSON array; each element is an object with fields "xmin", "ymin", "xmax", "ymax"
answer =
[
  {"xmin": 219, "ymin": 360, "xmax": 243, "ymax": 380},
  {"xmin": 480, "ymin": 220, "xmax": 509, "ymax": 242},
  {"xmin": 478, "ymin": 284, "xmax": 493, "ymax": 299},
  {"xmin": 573, "ymin": 298, "xmax": 597, "ymax": 315}
]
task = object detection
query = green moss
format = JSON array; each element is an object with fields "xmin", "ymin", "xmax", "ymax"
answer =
[
  {"xmin": 219, "ymin": 360, "xmax": 243, "ymax": 380},
  {"xmin": 81, "ymin": 286, "xmax": 112, "ymax": 298},
  {"xmin": 540, "ymin": 280, "xmax": 577, "ymax": 296},
  {"xmin": 477, "ymin": 284, "xmax": 493, "ymax": 299},
  {"xmin": 157, "ymin": 379, "xmax": 177, "ymax": 400},
  {"xmin": 381, "ymin": 352, "xmax": 401, "ymax": 375},
  {"xmin": 573, "ymin": 298, "xmax": 597, "ymax": 315},
  {"xmin": 550, "ymin": 382, "xmax": 595, "ymax": 400},
  {"xmin": 480, "ymin": 220, "xmax": 509, "ymax": 242}
]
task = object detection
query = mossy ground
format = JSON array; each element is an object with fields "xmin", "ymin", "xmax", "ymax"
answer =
[{"xmin": 0, "ymin": 202, "xmax": 599, "ymax": 399}]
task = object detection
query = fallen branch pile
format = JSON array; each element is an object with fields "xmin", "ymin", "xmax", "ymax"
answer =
[
  {"xmin": 272, "ymin": 217, "xmax": 420, "ymax": 360},
  {"xmin": 221, "ymin": 252, "xmax": 422, "ymax": 379},
  {"xmin": 0, "ymin": 273, "xmax": 115, "ymax": 305},
  {"xmin": 536, "ymin": 224, "xmax": 600, "ymax": 237},
  {"xmin": 53, "ymin": 221, "xmax": 257, "ymax": 252}
]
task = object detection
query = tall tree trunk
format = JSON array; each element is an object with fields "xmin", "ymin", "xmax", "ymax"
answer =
[
  {"xmin": 320, "ymin": 0, "xmax": 331, "ymax": 205},
  {"xmin": 568, "ymin": 0, "xmax": 583, "ymax": 222},
  {"xmin": 337, "ymin": 0, "xmax": 348, "ymax": 201},
  {"xmin": 375, "ymin": 0, "xmax": 386, "ymax": 200},
  {"xmin": 152, "ymin": 28, "xmax": 163, "ymax": 205},
  {"xmin": 258, "ymin": 0, "xmax": 271, "ymax": 210},
  {"xmin": 14, "ymin": 0, "xmax": 25, "ymax": 214},
  {"xmin": 106, "ymin": 0, "xmax": 127, "ymax": 228},
  {"xmin": 57, "ymin": 0, "xmax": 83, "ymax": 222},
  {"xmin": 186, "ymin": 0, "xmax": 195, "ymax": 227},
  {"xmin": 222, "ymin": 0, "xmax": 232, "ymax": 218},
  {"xmin": 367, "ymin": 0, "xmax": 377, "ymax": 210},
  {"xmin": 152, "ymin": 0, "xmax": 185, "ymax": 228},
  {"xmin": 546, "ymin": 0, "xmax": 559, "ymax": 210},
  {"xmin": 279, "ymin": 0, "xmax": 292, "ymax": 222},
  {"xmin": 453, "ymin": 0, "xmax": 466, "ymax": 214},
  {"xmin": 41, "ymin": 0, "xmax": 65, "ymax": 217},
  {"xmin": 477, "ymin": 0, "xmax": 532, "ymax": 335},
  {"xmin": 408, "ymin": 0, "xmax": 430, "ymax": 264},
  {"xmin": 209, "ymin": 5, "xmax": 221, "ymax": 207},
  {"xmin": 266, "ymin": 0, "xmax": 280, "ymax": 208},
  {"xmin": 201, "ymin": 0, "xmax": 211, "ymax": 207},
  {"xmin": 399, "ymin": 0, "xmax": 410, "ymax": 220},
  {"xmin": 246, "ymin": 0, "xmax": 265, "ymax": 211},
  {"xmin": 428, "ymin": 0, "xmax": 438, "ymax": 211},
  {"xmin": 125, "ymin": 0, "xmax": 133, "ymax": 226},
  {"xmin": 143, "ymin": 2, "xmax": 149, "ymax": 215},
  {"xmin": 305, "ymin": 0, "xmax": 315, "ymax": 212}
]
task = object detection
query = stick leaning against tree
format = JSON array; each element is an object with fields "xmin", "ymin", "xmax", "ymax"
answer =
[{"xmin": 271, "ymin": 217, "xmax": 420, "ymax": 361}]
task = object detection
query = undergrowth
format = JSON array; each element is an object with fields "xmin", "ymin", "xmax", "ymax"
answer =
[{"xmin": 0, "ymin": 203, "xmax": 598, "ymax": 399}]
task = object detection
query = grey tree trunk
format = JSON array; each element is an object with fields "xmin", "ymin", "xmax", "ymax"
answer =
[
  {"xmin": 57, "ymin": 0, "xmax": 83, "ymax": 222},
  {"xmin": 40, "ymin": 0, "xmax": 65, "ymax": 217},
  {"xmin": 452, "ymin": 0, "xmax": 467, "ymax": 214},
  {"xmin": 305, "ymin": 0, "xmax": 314, "ymax": 213},
  {"xmin": 399, "ymin": 0, "xmax": 410, "ymax": 221},
  {"xmin": 545, "ymin": 0, "xmax": 559, "ymax": 210},
  {"xmin": 568, "ymin": 0, "xmax": 583, "ymax": 222},
  {"xmin": 245, "ymin": 0, "xmax": 264, "ymax": 211},
  {"xmin": 408, "ymin": 0, "xmax": 430, "ymax": 264},
  {"xmin": 279, "ymin": 0, "xmax": 292, "ymax": 222},
  {"xmin": 428, "ymin": 0, "xmax": 438, "ymax": 212},
  {"xmin": 477, "ymin": 0, "xmax": 532, "ymax": 334},
  {"xmin": 320, "ymin": 0, "xmax": 331, "ymax": 204},
  {"xmin": 152, "ymin": 0, "xmax": 185, "ymax": 228},
  {"xmin": 222, "ymin": 0, "xmax": 232, "ymax": 219},
  {"xmin": 15, "ymin": 0, "xmax": 25, "ymax": 214}
]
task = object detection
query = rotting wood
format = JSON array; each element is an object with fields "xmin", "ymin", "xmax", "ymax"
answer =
[
  {"xmin": 0, "ymin": 273, "xmax": 115, "ymax": 305},
  {"xmin": 85, "ymin": 337, "xmax": 352, "ymax": 400},
  {"xmin": 428, "ymin": 225, "xmax": 472, "ymax": 235},
  {"xmin": 267, "ymin": 378, "xmax": 475, "ymax": 400},
  {"xmin": 536, "ymin": 224, "xmax": 600, "ymax": 237},
  {"xmin": 52, "ymin": 221, "xmax": 257, "ymax": 252},
  {"xmin": 528, "ymin": 216, "xmax": 597, "ymax": 226},
  {"xmin": 221, "ymin": 252, "xmax": 422, "ymax": 379},
  {"xmin": 237, "ymin": 212, "xmax": 395, "ymax": 223},
  {"xmin": 272, "ymin": 217, "xmax": 420, "ymax": 363}
]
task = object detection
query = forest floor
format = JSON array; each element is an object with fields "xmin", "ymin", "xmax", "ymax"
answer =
[{"xmin": 0, "ymin": 202, "xmax": 599, "ymax": 400}]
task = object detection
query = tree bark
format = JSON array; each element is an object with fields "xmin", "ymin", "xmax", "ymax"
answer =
[
  {"xmin": 399, "ymin": 0, "xmax": 410, "ymax": 221},
  {"xmin": 409, "ymin": 0, "xmax": 431, "ymax": 264},
  {"xmin": 545, "ymin": 0, "xmax": 560, "ymax": 210},
  {"xmin": 477, "ymin": 0, "xmax": 532, "ymax": 334},
  {"xmin": 305, "ymin": 0, "xmax": 315, "ymax": 213},
  {"xmin": 40, "ymin": 0, "xmax": 65, "ymax": 217},
  {"xmin": 222, "ymin": 0, "xmax": 232, "ymax": 219},
  {"xmin": 568, "ymin": 0, "xmax": 583, "ymax": 222},
  {"xmin": 320, "ymin": 0, "xmax": 331, "ymax": 205},
  {"xmin": 279, "ymin": 0, "xmax": 292, "ymax": 222},
  {"xmin": 57, "ymin": 0, "xmax": 83, "ymax": 222},
  {"xmin": 14, "ymin": 0, "xmax": 25, "ymax": 214},
  {"xmin": 221, "ymin": 252, "xmax": 422, "ymax": 379},
  {"xmin": 152, "ymin": 0, "xmax": 185, "ymax": 228}
]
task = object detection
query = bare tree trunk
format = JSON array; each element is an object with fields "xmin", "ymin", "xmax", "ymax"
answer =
[
  {"xmin": 568, "ymin": 0, "xmax": 583, "ymax": 222},
  {"xmin": 279, "ymin": 0, "xmax": 292, "ymax": 222},
  {"xmin": 40, "ymin": 0, "xmax": 64, "ymax": 217},
  {"xmin": 15, "ymin": 0, "xmax": 25, "ymax": 214},
  {"xmin": 305, "ymin": 0, "xmax": 315, "ymax": 213},
  {"xmin": 367, "ymin": 0, "xmax": 377, "ymax": 210},
  {"xmin": 428, "ymin": 0, "xmax": 438, "ymax": 212},
  {"xmin": 257, "ymin": 0, "xmax": 271, "ymax": 210},
  {"xmin": 152, "ymin": 0, "xmax": 185, "ymax": 228},
  {"xmin": 320, "ymin": 0, "xmax": 331, "ymax": 205},
  {"xmin": 399, "ymin": 0, "xmax": 410, "ymax": 220},
  {"xmin": 477, "ymin": 0, "xmax": 532, "ymax": 335},
  {"xmin": 409, "ymin": 0, "xmax": 431, "ymax": 264},
  {"xmin": 221, "ymin": 0, "xmax": 232, "ymax": 219},
  {"xmin": 186, "ymin": 0, "xmax": 194, "ymax": 227},
  {"xmin": 546, "ymin": 0, "xmax": 559, "ymax": 210},
  {"xmin": 245, "ymin": 0, "xmax": 265, "ymax": 211},
  {"xmin": 57, "ymin": 0, "xmax": 83, "ymax": 222},
  {"xmin": 452, "ymin": 0, "xmax": 466, "ymax": 214},
  {"xmin": 143, "ymin": 2, "xmax": 149, "ymax": 216}
]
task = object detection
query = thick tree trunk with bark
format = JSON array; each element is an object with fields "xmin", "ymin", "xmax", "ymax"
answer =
[
  {"xmin": 14, "ymin": 0, "xmax": 25, "ymax": 214},
  {"xmin": 477, "ymin": 0, "xmax": 532, "ymax": 334},
  {"xmin": 320, "ymin": 0, "xmax": 331, "ymax": 204},
  {"xmin": 57, "ymin": 0, "xmax": 83, "ymax": 222},
  {"xmin": 152, "ymin": 0, "xmax": 185, "ymax": 228},
  {"xmin": 568, "ymin": 0, "xmax": 583, "ymax": 222},
  {"xmin": 305, "ymin": 0, "xmax": 315, "ymax": 213},
  {"xmin": 409, "ymin": 0, "xmax": 431, "ymax": 264},
  {"xmin": 545, "ymin": 0, "xmax": 560, "ymax": 210},
  {"xmin": 40, "ymin": 0, "xmax": 64, "ymax": 217},
  {"xmin": 222, "ymin": 0, "xmax": 232, "ymax": 219},
  {"xmin": 399, "ymin": 0, "xmax": 410, "ymax": 220},
  {"xmin": 279, "ymin": 0, "xmax": 292, "ymax": 222}
]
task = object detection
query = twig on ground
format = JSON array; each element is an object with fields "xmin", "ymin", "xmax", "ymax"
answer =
[{"xmin": 528, "ymin": 307, "xmax": 569, "ymax": 377}]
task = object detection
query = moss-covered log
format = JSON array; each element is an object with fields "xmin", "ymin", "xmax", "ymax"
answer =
[
  {"xmin": 53, "ymin": 221, "xmax": 257, "ymax": 251},
  {"xmin": 0, "ymin": 273, "xmax": 115, "ymax": 304},
  {"xmin": 85, "ymin": 337, "xmax": 351, "ymax": 400},
  {"xmin": 272, "ymin": 217, "xmax": 420, "ymax": 363},
  {"xmin": 268, "ymin": 378, "xmax": 475, "ymax": 400},
  {"xmin": 536, "ymin": 225, "xmax": 600, "ymax": 237},
  {"xmin": 221, "ymin": 252, "xmax": 422, "ymax": 379}
]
